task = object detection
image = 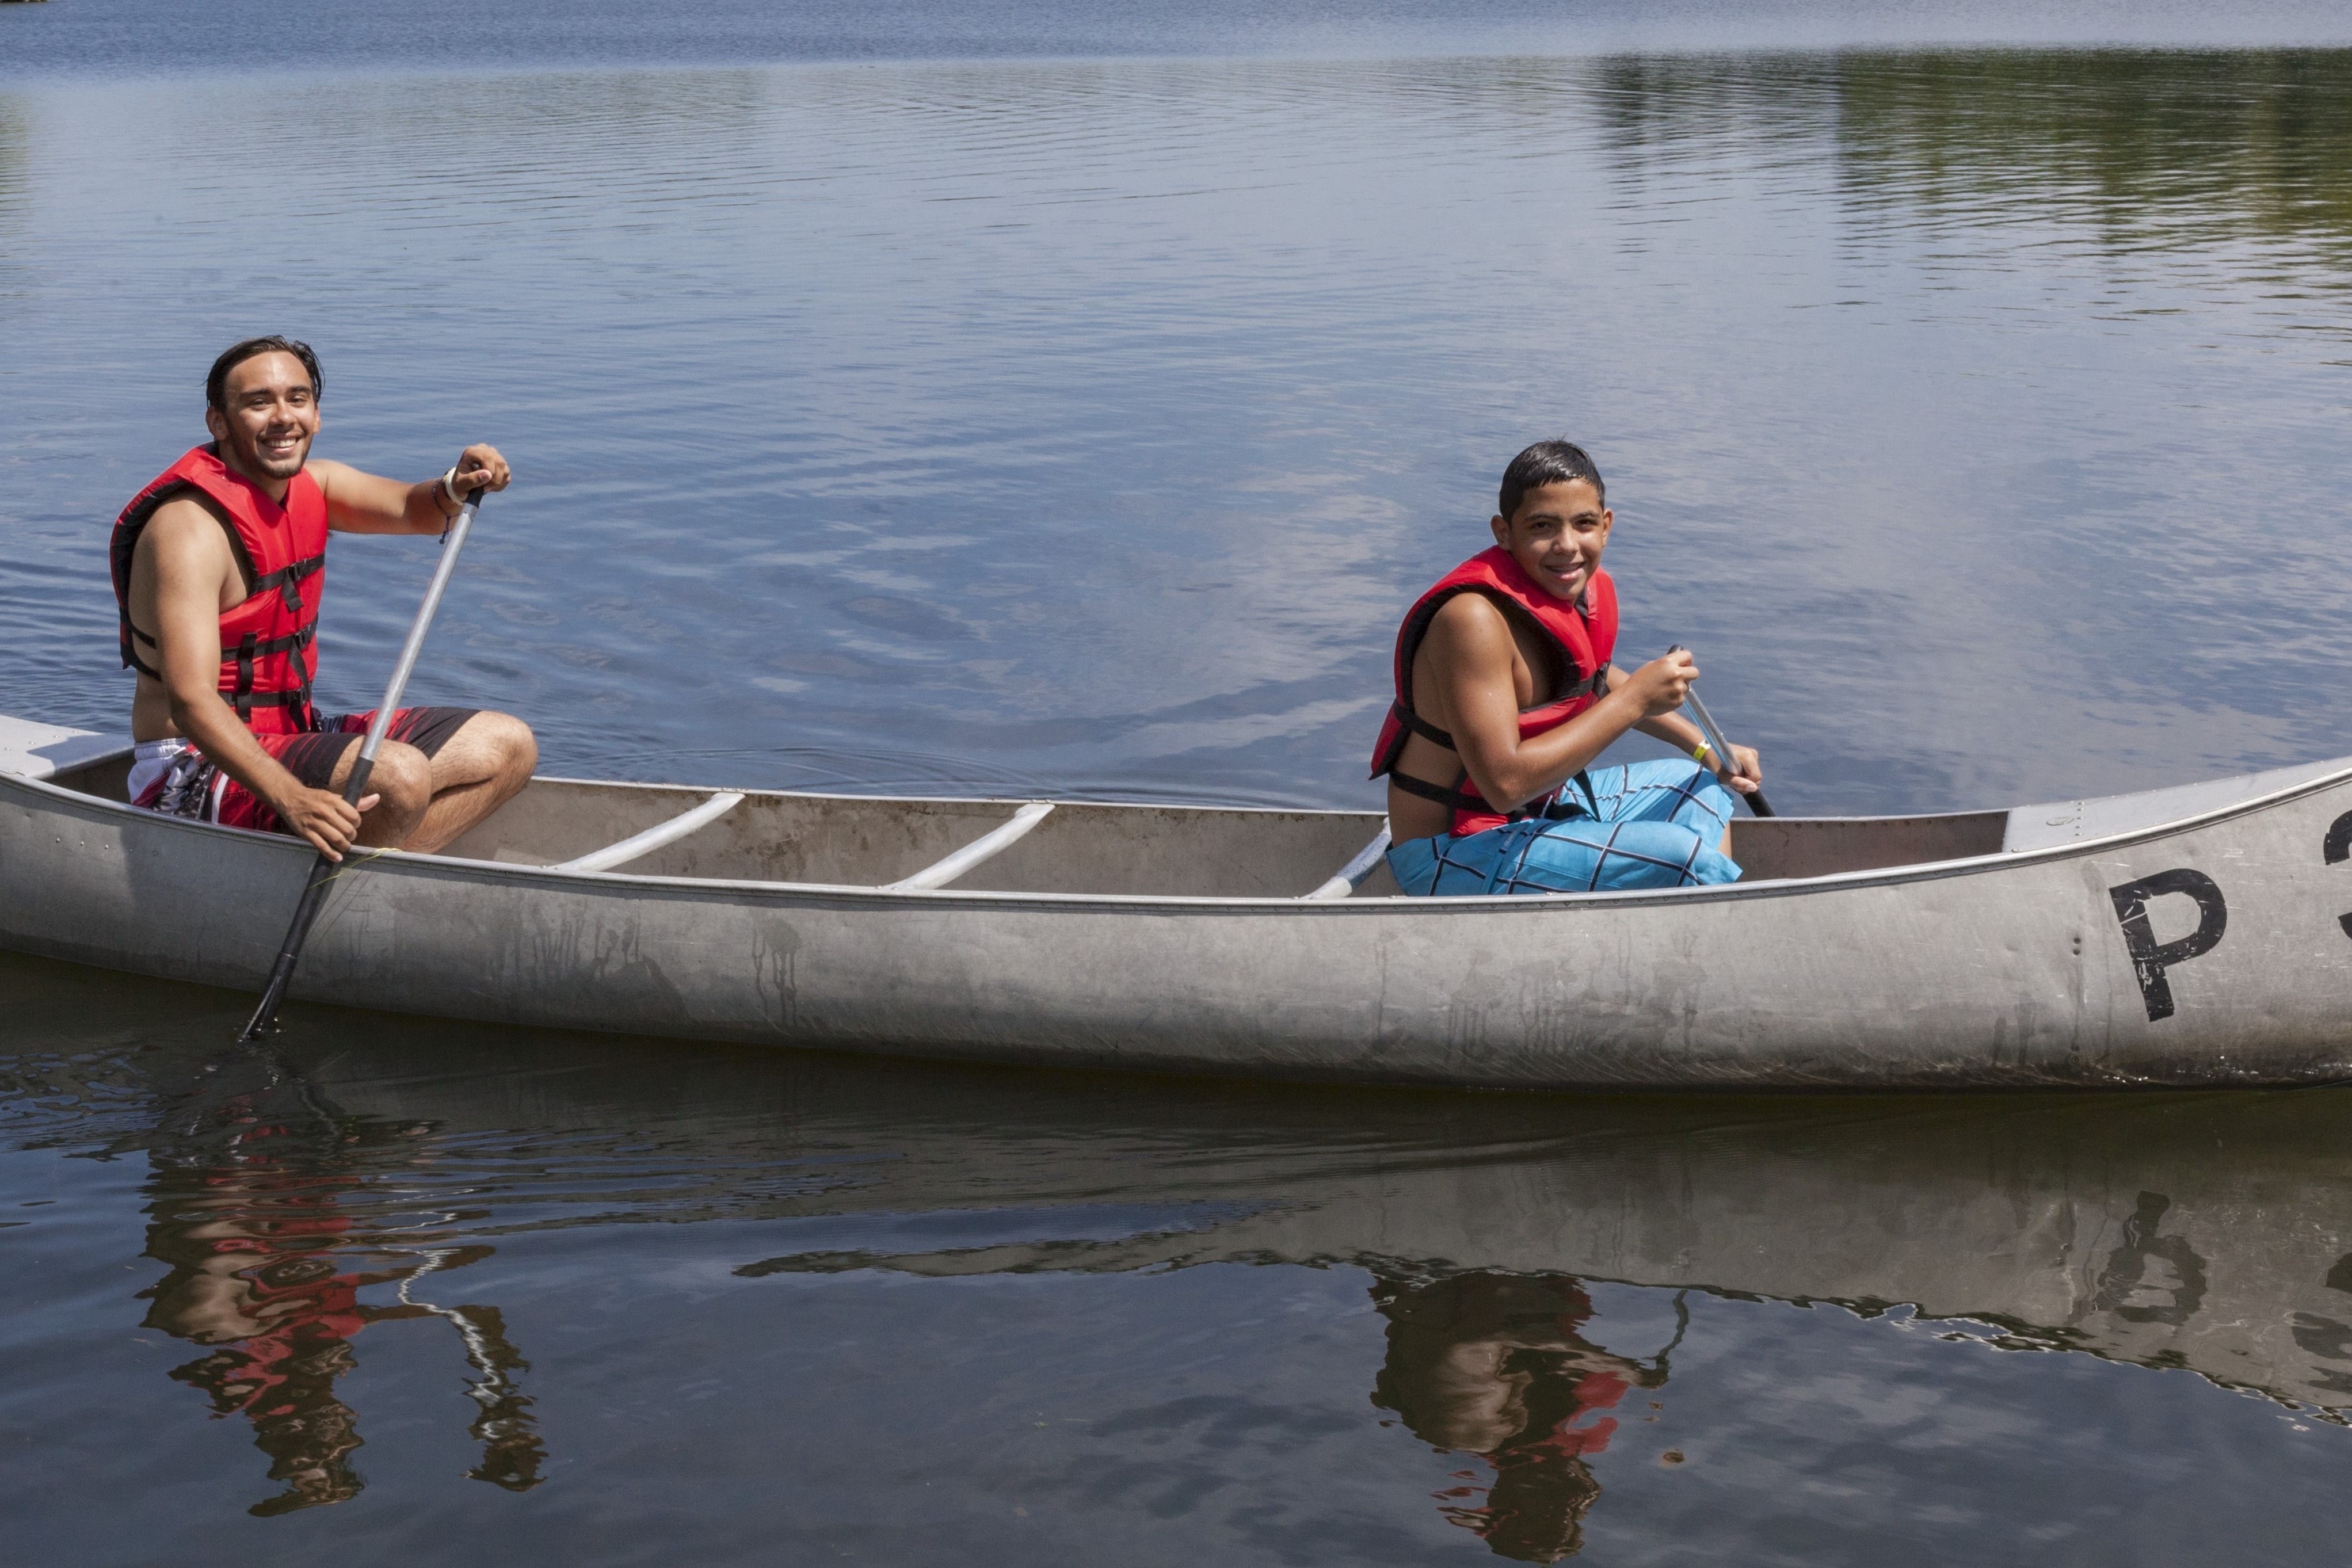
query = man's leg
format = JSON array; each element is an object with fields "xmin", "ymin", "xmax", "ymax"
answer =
[
  {"xmin": 318, "ymin": 735, "xmax": 433, "ymax": 846},
  {"xmin": 401, "ymin": 709, "xmax": 536, "ymax": 854},
  {"xmin": 325, "ymin": 707, "xmax": 536, "ymax": 853}
]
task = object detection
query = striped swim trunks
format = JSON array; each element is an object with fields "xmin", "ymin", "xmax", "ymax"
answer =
[{"xmin": 1386, "ymin": 758, "xmax": 1741, "ymax": 896}]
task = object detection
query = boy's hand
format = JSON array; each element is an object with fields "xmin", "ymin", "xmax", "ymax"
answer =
[
  {"xmin": 1717, "ymin": 744, "xmax": 1763, "ymax": 796},
  {"xmin": 1625, "ymin": 650, "xmax": 1698, "ymax": 718}
]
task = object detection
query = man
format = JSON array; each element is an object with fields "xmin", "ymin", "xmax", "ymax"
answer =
[
  {"xmin": 114, "ymin": 335, "xmax": 536, "ymax": 862},
  {"xmin": 1371, "ymin": 440, "xmax": 1763, "ymax": 896}
]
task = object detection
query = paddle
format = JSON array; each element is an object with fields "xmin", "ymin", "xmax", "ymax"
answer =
[
  {"xmin": 1665, "ymin": 644, "xmax": 1775, "ymax": 818},
  {"xmin": 239, "ymin": 486, "xmax": 489, "ymax": 1040}
]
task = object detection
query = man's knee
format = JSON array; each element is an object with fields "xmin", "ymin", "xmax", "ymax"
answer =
[
  {"xmin": 368, "ymin": 742, "xmax": 434, "ymax": 818},
  {"xmin": 472, "ymin": 710, "xmax": 537, "ymax": 777}
]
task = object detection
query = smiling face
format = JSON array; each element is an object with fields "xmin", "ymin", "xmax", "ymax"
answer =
[
  {"xmin": 204, "ymin": 349, "xmax": 320, "ymax": 492},
  {"xmin": 1491, "ymin": 478, "xmax": 1612, "ymax": 602}
]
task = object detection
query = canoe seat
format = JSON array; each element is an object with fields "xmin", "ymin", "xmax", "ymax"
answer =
[
  {"xmin": 883, "ymin": 802, "xmax": 1055, "ymax": 892},
  {"xmin": 552, "ymin": 792, "xmax": 746, "ymax": 873},
  {"xmin": 1299, "ymin": 821, "xmax": 1392, "ymax": 900}
]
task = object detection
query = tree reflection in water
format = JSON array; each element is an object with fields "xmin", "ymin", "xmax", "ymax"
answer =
[
  {"xmin": 134, "ymin": 1051, "xmax": 543, "ymax": 1516},
  {"xmin": 1371, "ymin": 1273, "xmax": 1682, "ymax": 1563}
]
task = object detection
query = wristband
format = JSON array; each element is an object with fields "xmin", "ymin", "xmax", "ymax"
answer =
[
  {"xmin": 436, "ymin": 466, "xmax": 463, "ymax": 513},
  {"xmin": 1691, "ymin": 741, "xmax": 1712, "ymax": 764}
]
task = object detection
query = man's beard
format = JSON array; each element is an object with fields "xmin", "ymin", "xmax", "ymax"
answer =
[{"xmin": 238, "ymin": 429, "xmax": 311, "ymax": 480}]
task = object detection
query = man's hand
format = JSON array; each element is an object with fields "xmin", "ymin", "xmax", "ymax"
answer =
[
  {"xmin": 1716, "ymin": 743, "xmax": 1764, "ymax": 798},
  {"xmin": 449, "ymin": 444, "xmax": 511, "ymax": 499},
  {"xmin": 273, "ymin": 785, "xmax": 381, "ymax": 861},
  {"xmin": 1622, "ymin": 649, "xmax": 1699, "ymax": 718}
]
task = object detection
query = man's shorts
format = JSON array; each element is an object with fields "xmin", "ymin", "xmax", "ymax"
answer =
[
  {"xmin": 128, "ymin": 708, "xmax": 480, "ymax": 836},
  {"xmin": 1386, "ymin": 758, "xmax": 1742, "ymax": 896}
]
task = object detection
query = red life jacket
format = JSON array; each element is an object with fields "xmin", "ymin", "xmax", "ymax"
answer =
[
  {"xmin": 1369, "ymin": 547, "xmax": 1619, "ymax": 836},
  {"xmin": 112, "ymin": 444, "xmax": 327, "ymax": 735}
]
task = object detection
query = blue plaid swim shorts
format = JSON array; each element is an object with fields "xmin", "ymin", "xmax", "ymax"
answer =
[{"xmin": 1386, "ymin": 758, "xmax": 1741, "ymax": 895}]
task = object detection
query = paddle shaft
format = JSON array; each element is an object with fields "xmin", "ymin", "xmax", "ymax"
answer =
[
  {"xmin": 1664, "ymin": 644, "xmax": 1775, "ymax": 818},
  {"xmin": 239, "ymin": 491, "xmax": 487, "ymax": 1040}
]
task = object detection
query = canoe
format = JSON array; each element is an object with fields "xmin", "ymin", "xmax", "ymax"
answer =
[{"xmin": 6, "ymin": 709, "xmax": 2352, "ymax": 1089}]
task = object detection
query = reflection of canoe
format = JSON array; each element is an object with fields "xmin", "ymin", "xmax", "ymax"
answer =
[
  {"xmin": 12, "ymin": 956, "xmax": 2352, "ymax": 1425},
  {"xmin": 58, "ymin": 996, "xmax": 2342, "ymax": 1427},
  {"xmin": 8, "ymin": 711, "xmax": 2352, "ymax": 1088}
]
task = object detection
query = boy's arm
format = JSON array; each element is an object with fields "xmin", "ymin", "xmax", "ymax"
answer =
[
  {"xmin": 1610, "ymin": 664, "xmax": 1763, "ymax": 795},
  {"xmin": 1428, "ymin": 598, "xmax": 1699, "ymax": 812}
]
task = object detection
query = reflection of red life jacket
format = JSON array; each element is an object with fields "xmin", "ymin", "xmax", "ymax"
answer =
[
  {"xmin": 112, "ymin": 444, "xmax": 327, "ymax": 734},
  {"xmin": 1370, "ymin": 548, "xmax": 1619, "ymax": 836},
  {"xmin": 215, "ymin": 1254, "xmax": 368, "ymax": 1417},
  {"xmin": 1537, "ymin": 1368, "xmax": 1629, "ymax": 1458}
]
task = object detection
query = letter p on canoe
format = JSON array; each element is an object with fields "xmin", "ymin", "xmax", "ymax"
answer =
[{"xmin": 2107, "ymin": 869, "xmax": 2228, "ymax": 1024}]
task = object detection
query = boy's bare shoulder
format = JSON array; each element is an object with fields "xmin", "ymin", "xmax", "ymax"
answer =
[{"xmin": 1423, "ymin": 589, "xmax": 1518, "ymax": 661}]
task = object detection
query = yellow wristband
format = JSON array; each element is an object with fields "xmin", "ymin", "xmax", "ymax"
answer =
[{"xmin": 1691, "ymin": 741, "xmax": 1712, "ymax": 764}]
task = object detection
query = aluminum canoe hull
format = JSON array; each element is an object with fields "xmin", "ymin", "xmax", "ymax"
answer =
[{"xmin": 6, "ymin": 741, "xmax": 2352, "ymax": 1088}]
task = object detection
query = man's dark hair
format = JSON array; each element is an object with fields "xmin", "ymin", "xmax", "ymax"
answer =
[
  {"xmin": 1499, "ymin": 440, "xmax": 1604, "ymax": 521},
  {"xmin": 206, "ymin": 336, "xmax": 322, "ymax": 413}
]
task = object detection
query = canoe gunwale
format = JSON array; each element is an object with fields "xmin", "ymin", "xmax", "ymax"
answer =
[{"xmin": 9, "ymin": 754, "xmax": 2352, "ymax": 915}]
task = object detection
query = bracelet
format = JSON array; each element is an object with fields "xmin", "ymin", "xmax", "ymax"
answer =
[
  {"xmin": 433, "ymin": 466, "xmax": 463, "ymax": 515},
  {"xmin": 1690, "ymin": 741, "xmax": 1713, "ymax": 764}
]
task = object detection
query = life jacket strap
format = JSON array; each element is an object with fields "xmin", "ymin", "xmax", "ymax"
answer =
[
  {"xmin": 1387, "ymin": 768, "xmax": 1554, "ymax": 826},
  {"xmin": 228, "ymin": 623, "xmax": 317, "ymax": 725},
  {"xmin": 1381, "ymin": 666, "xmax": 1610, "ymax": 761},
  {"xmin": 249, "ymin": 554, "xmax": 325, "ymax": 612}
]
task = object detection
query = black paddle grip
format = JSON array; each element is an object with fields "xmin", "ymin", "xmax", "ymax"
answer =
[{"xmin": 239, "ymin": 853, "xmax": 342, "ymax": 1039}]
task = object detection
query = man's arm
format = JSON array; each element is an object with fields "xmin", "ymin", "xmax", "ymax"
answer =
[
  {"xmin": 142, "ymin": 501, "xmax": 378, "ymax": 860},
  {"xmin": 1427, "ymin": 597, "xmax": 1702, "ymax": 814},
  {"xmin": 309, "ymin": 443, "xmax": 511, "ymax": 535},
  {"xmin": 1607, "ymin": 663, "xmax": 1764, "ymax": 795}
]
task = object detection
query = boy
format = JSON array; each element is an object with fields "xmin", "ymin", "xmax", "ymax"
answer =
[{"xmin": 1370, "ymin": 440, "xmax": 1763, "ymax": 895}]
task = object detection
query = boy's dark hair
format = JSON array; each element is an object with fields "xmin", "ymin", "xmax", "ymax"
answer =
[
  {"xmin": 1499, "ymin": 440, "xmax": 1604, "ymax": 521},
  {"xmin": 206, "ymin": 336, "xmax": 322, "ymax": 413}
]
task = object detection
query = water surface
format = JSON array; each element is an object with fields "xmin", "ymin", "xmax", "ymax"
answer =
[
  {"xmin": 5, "ymin": 41, "xmax": 2352, "ymax": 807},
  {"xmin": 7, "ymin": 5, "xmax": 2352, "ymax": 1562}
]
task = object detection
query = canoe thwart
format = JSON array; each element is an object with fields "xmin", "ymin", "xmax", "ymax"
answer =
[
  {"xmin": 1301, "ymin": 821, "xmax": 1393, "ymax": 900},
  {"xmin": 553, "ymin": 791, "xmax": 746, "ymax": 873},
  {"xmin": 884, "ymin": 802, "xmax": 1055, "ymax": 892}
]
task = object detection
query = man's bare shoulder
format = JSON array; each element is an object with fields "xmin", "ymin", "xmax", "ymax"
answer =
[{"xmin": 140, "ymin": 493, "xmax": 237, "ymax": 564}]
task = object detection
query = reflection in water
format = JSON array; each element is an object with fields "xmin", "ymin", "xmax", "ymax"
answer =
[
  {"xmin": 1371, "ymin": 1274, "xmax": 1679, "ymax": 1563},
  {"xmin": 2090, "ymin": 1191, "xmax": 2209, "ymax": 1328},
  {"xmin": 134, "ymin": 1051, "xmax": 542, "ymax": 1515},
  {"xmin": 1577, "ymin": 49, "xmax": 2352, "ymax": 258},
  {"xmin": 14, "ymin": 952, "xmax": 2352, "ymax": 1547}
]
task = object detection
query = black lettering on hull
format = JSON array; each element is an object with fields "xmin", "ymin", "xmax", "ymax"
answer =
[
  {"xmin": 2108, "ymin": 869, "xmax": 2227, "ymax": 1023},
  {"xmin": 2327, "ymin": 810, "xmax": 2352, "ymax": 940}
]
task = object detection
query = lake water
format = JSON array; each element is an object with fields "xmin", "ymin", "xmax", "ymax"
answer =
[{"xmin": 7, "ymin": 1, "xmax": 2352, "ymax": 1561}]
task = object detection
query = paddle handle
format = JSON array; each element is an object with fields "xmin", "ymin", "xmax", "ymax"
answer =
[
  {"xmin": 240, "ymin": 488, "xmax": 489, "ymax": 1040},
  {"xmin": 1665, "ymin": 646, "xmax": 1775, "ymax": 818}
]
